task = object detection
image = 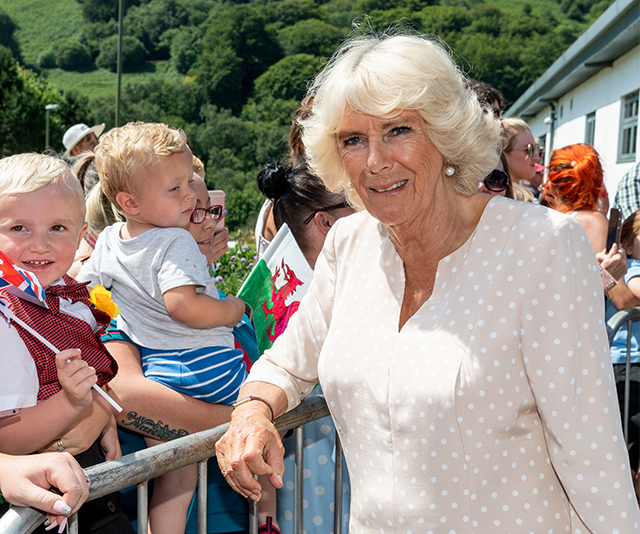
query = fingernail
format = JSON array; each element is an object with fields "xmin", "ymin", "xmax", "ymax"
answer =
[
  {"xmin": 277, "ymin": 475, "xmax": 283, "ymax": 485},
  {"xmin": 65, "ymin": 359, "xmax": 71, "ymax": 365},
  {"xmin": 53, "ymin": 500, "xmax": 71, "ymax": 516},
  {"xmin": 249, "ymin": 494, "xmax": 260, "ymax": 502},
  {"xmin": 222, "ymin": 209, "xmax": 228, "ymax": 216},
  {"xmin": 45, "ymin": 520, "xmax": 57, "ymax": 531},
  {"xmin": 58, "ymin": 517, "xmax": 68, "ymax": 533}
]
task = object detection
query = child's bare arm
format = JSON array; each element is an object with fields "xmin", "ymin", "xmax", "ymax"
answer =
[
  {"xmin": 0, "ymin": 349, "xmax": 102, "ymax": 455},
  {"xmin": 99, "ymin": 411, "xmax": 121, "ymax": 461},
  {"xmin": 163, "ymin": 285, "xmax": 245, "ymax": 328}
]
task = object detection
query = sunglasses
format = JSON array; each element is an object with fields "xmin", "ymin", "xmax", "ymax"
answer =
[
  {"xmin": 303, "ymin": 202, "xmax": 351, "ymax": 225},
  {"xmin": 483, "ymin": 169, "xmax": 510, "ymax": 192},
  {"xmin": 523, "ymin": 143, "xmax": 541, "ymax": 159},
  {"xmin": 190, "ymin": 205, "xmax": 223, "ymax": 224}
]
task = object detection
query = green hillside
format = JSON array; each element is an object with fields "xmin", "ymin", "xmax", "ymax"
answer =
[
  {"xmin": 0, "ymin": 0, "xmax": 615, "ymax": 229},
  {"xmin": 1, "ymin": 0, "xmax": 614, "ymax": 101}
]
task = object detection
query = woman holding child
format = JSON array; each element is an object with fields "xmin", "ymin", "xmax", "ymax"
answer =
[{"xmin": 216, "ymin": 33, "xmax": 640, "ymax": 531}]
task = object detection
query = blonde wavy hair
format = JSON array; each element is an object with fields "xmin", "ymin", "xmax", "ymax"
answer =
[
  {"xmin": 94, "ymin": 122, "xmax": 188, "ymax": 208},
  {"xmin": 0, "ymin": 153, "xmax": 85, "ymax": 218},
  {"xmin": 300, "ymin": 33, "xmax": 501, "ymax": 208}
]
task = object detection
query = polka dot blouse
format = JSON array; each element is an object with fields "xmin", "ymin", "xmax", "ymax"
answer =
[{"xmin": 247, "ymin": 196, "xmax": 640, "ymax": 533}]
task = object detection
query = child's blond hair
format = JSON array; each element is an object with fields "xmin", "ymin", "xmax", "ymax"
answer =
[
  {"xmin": 192, "ymin": 155, "xmax": 205, "ymax": 177},
  {"xmin": 0, "ymin": 153, "xmax": 85, "ymax": 218},
  {"xmin": 95, "ymin": 122, "xmax": 188, "ymax": 207}
]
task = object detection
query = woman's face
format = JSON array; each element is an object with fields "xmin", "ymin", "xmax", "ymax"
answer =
[
  {"xmin": 337, "ymin": 110, "xmax": 445, "ymax": 228},
  {"xmin": 504, "ymin": 130, "xmax": 538, "ymax": 183},
  {"xmin": 185, "ymin": 175, "xmax": 217, "ymax": 265}
]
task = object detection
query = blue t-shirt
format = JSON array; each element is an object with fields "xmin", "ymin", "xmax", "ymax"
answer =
[{"xmin": 606, "ymin": 258, "xmax": 640, "ymax": 364}]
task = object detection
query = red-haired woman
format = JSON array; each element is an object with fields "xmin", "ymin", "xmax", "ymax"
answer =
[{"xmin": 543, "ymin": 143, "xmax": 638, "ymax": 307}]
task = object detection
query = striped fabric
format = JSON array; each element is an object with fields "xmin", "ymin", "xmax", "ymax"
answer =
[{"xmin": 140, "ymin": 345, "xmax": 247, "ymax": 406}]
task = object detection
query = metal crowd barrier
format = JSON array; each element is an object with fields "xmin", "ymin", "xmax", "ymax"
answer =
[
  {"xmin": 0, "ymin": 395, "xmax": 345, "ymax": 534},
  {"xmin": 606, "ymin": 306, "xmax": 640, "ymax": 444},
  {"xmin": 4, "ymin": 308, "xmax": 639, "ymax": 534}
]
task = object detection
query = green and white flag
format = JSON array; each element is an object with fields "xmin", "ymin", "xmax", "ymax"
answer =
[{"xmin": 237, "ymin": 224, "xmax": 313, "ymax": 355}]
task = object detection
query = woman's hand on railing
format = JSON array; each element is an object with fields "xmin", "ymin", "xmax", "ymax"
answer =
[
  {"xmin": 215, "ymin": 391, "xmax": 286, "ymax": 501},
  {"xmin": 0, "ymin": 452, "xmax": 89, "ymax": 531}
]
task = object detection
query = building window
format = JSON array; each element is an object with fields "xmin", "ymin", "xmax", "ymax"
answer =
[
  {"xmin": 585, "ymin": 112, "xmax": 596, "ymax": 145},
  {"xmin": 618, "ymin": 91, "xmax": 638, "ymax": 163}
]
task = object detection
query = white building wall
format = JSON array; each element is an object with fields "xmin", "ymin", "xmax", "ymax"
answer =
[{"xmin": 526, "ymin": 44, "xmax": 640, "ymax": 198}]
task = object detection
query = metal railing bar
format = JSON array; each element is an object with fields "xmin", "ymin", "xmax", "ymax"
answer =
[
  {"xmin": 68, "ymin": 512, "xmax": 77, "ymax": 534},
  {"xmin": 333, "ymin": 431, "xmax": 344, "ymax": 534},
  {"xmin": 294, "ymin": 426, "xmax": 304, "ymax": 534},
  {"xmin": 607, "ymin": 307, "xmax": 640, "ymax": 446},
  {"xmin": 248, "ymin": 477, "xmax": 258, "ymax": 534},
  {"xmin": 197, "ymin": 460, "xmax": 207, "ymax": 534},
  {"xmin": 0, "ymin": 396, "xmax": 330, "ymax": 534},
  {"xmin": 137, "ymin": 480, "xmax": 148, "ymax": 534},
  {"xmin": 624, "ymin": 318, "xmax": 632, "ymax": 443}
]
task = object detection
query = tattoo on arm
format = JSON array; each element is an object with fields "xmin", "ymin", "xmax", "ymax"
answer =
[{"xmin": 121, "ymin": 411, "xmax": 189, "ymax": 441}]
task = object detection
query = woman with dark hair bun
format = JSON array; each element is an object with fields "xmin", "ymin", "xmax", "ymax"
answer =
[
  {"xmin": 257, "ymin": 160, "xmax": 353, "ymax": 269},
  {"xmin": 255, "ymin": 159, "xmax": 354, "ymax": 533}
]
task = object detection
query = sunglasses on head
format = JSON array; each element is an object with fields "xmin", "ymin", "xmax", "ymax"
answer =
[
  {"xmin": 483, "ymin": 169, "xmax": 509, "ymax": 192},
  {"xmin": 303, "ymin": 202, "xmax": 351, "ymax": 225},
  {"xmin": 190, "ymin": 205, "xmax": 223, "ymax": 224}
]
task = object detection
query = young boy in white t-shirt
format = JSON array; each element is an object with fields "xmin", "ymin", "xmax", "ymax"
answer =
[{"xmin": 77, "ymin": 122, "xmax": 279, "ymax": 534}]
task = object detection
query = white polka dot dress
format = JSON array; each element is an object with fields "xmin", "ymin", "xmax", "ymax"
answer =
[{"xmin": 247, "ymin": 196, "xmax": 640, "ymax": 533}]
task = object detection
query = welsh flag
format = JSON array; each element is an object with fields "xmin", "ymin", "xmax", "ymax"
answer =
[{"xmin": 238, "ymin": 224, "xmax": 313, "ymax": 355}]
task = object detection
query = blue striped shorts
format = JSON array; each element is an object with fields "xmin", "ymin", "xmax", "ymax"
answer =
[{"xmin": 140, "ymin": 346, "xmax": 247, "ymax": 406}]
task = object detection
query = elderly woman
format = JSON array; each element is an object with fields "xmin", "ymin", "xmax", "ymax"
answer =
[{"xmin": 216, "ymin": 34, "xmax": 639, "ymax": 532}]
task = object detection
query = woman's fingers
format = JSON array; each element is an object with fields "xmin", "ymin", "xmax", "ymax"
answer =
[{"xmin": 216, "ymin": 417, "xmax": 285, "ymax": 500}]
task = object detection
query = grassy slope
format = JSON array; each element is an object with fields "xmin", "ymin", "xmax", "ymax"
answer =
[
  {"xmin": 1, "ymin": 0, "xmax": 84, "ymax": 65},
  {"xmin": 1, "ymin": 0, "xmax": 585, "ymax": 100}
]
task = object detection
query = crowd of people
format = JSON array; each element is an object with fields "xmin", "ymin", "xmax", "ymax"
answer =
[{"xmin": 1, "ymin": 29, "xmax": 640, "ymax": 534}]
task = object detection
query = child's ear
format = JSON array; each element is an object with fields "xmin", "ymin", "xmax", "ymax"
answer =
[
  {"xmin": 77, "ymin": 222, "xmax": 88, "ymax": 249},
  {"xmin": 116, "ymin": 191, "xmax": 139, "ymax": 216}
]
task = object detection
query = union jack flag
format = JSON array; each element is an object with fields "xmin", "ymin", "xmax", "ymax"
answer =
[{"xmin": 0, "ymin": 250, "xmax": 46, "ymax": 307}]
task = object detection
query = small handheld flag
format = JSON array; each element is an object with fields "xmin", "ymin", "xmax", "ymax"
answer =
[
  {"xmin": 0, "ymin": 252, "xmax": 122, "ymax": 412},
  {"xmin": 0, "ymin": 250, "xmax": 46, "ymax": 306}
]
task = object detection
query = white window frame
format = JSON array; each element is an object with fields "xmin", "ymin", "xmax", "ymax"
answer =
[
  {"xmin": 618, "ymin": 90, "xmax": 638, "ymax": 163},
  {"xmin": 585, "ymin": 112, "xmax": 596, "ymax": 145}
]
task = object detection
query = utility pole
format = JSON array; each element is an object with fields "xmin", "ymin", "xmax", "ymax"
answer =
[{"xmin": 115, "ymin": 0, "xmax": 124, "ymax": 127}]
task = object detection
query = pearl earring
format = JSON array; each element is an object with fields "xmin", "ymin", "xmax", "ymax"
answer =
[
  {"xmin": 347, "ymin": 182, "xmax": 353, "ymax": 190},
  {"xmin": 445, "ymin": 166, "xmax": 455, "ymax": 176}
]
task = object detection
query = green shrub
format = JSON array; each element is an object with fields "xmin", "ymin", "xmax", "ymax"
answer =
[
  {"xmin": 96, "ymin": 35, "xmax": 147, "ymax": 72},
  {"xmin": 38, "ymin": 49, "xmax": 57, "ymax": 69},
  {"xmin": 214, "ymin": 243, "xmax": 257, "ymax": 296},
  {"xmin": 56, "ymin": 40, "xmax": 94, "ymax": 71}
]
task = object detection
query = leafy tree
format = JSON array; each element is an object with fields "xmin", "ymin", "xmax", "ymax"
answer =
[
  {"xmin": 55, "ymin": 39, "xmax": 94, "ymax": 71},
  {"xmin": 96, "ymin": 35, "xmax": 147, "ymax": 72},
  {"xmin": 0, "ymin": 8, "xmax": 21, "ymax": 61},
  {"xmin": 253, "ymin": 54, "xmax": 323, "ymax": 102},
  {"xmin": 190, "ymin": 5, "xmax": 282, "ymax": 113},
  {"xmin": 124, "ymin": 0, "xmax": 189, "ymax": 60},
  {"xmin": 169, "ymin": 27, "xmax": 201, "ymax": 74},
  {"xmin": 0, "ymin": 46, "xmax": 90, "ymax": 155},
  {"xmin": 75, "ymin": 0, "xmax": 143, "ymax": 24},
  {"xmin": 262, "ymin": 0, "xmax": 319, "ymax": 28},
  {"xmin": 77, "ymin": 21, "xmax": 119, "ymax": 58},
  {"xmin": 419, "ymin": 5, "xmax": 471, "ymax": 36},
  {"xmin": 278, "ymin": 19, "xmax": 344, "ymax": 57}
]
